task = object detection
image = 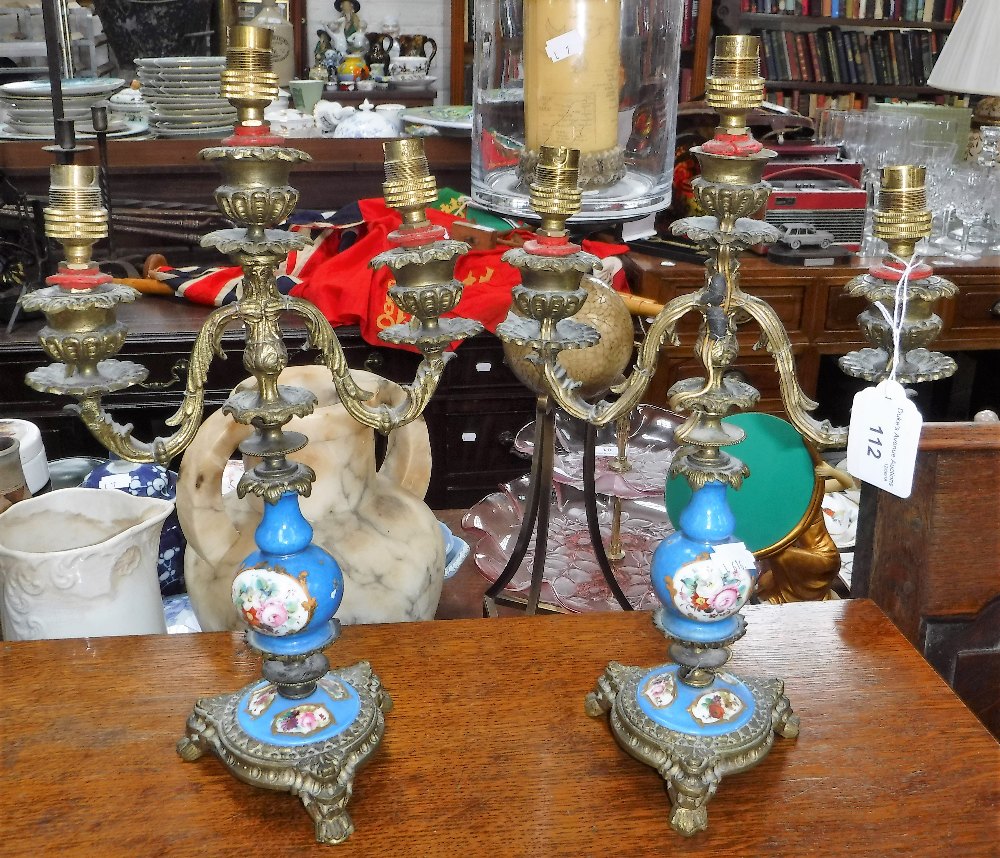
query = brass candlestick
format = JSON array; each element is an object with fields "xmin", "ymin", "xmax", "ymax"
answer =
[
  {"xmin": 840, "ymin": 165, "xmax": 958, "ymax": 384},
  {"xmin": 23, "ymin": 25, "xmax": 482, "ymax": 845}
]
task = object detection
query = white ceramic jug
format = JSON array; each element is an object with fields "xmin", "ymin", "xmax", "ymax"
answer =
[{"xmin": 0, "ymin": 488, "xmax": 173, "ymax": 640}]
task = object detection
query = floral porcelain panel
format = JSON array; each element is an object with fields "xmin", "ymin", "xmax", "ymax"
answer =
[
  {"xmin": 232, "ymin": 563, "xmax": 316, "ymax": 636},
  {"xmin": 642, "ymin": 672, "xmax": 677, "ymax": 709},
  {"xmin": 668, "ymin": 556, "xmax": 753, "ymax": 622},
  {"xmin": 688, "ymin": 689, "xmax": 745, "ymax": 726},
  {"xmin": 246, "ymin": 683, "xmax": 277, "ymax": 718},
  {"xmin": 272, "ymin": 703, "xmax": 334, "ymax": 736}
]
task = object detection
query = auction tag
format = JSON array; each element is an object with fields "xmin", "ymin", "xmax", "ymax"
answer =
[
  {"xmin": 846, "ymin": 380, "xmax": 922, "ymax": 499},
  {"xmin": 711, "ymin": 542, "xmax": 757, "ymax": 575},
  {"xmin": 98, "ymin": 473, "xmax": 132, "ymax": 490},
  {"xmin": 545, "ymin": 29, "xmax": 585, "ymax": 62},
  {"xmin": 594, "ymin": 444, "xmax": 619, "ymax": 458}
]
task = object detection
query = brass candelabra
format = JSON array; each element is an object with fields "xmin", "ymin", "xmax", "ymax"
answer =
[
  {"xmin": 23, "ymin": 25, "xmax": 482, "ymax": 845},
  {"xmin": 505, "ymin": 35, "xmax": 842, "ymax": 834}
]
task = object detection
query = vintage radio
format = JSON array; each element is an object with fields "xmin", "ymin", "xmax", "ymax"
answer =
[
  {"xmin": 762, "ymin": 168, "xmax": 867, "ymax": 250},
  {"xmin": 763, "ymin": 144, "xmax": 864, "ymax": 184}
]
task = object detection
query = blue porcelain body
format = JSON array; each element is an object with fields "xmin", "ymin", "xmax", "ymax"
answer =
[
  {"xmin": 636, "ymin": 664, "xmax": 756, "ymax": 734},
  {"xmin": 231, "ymin": 491, "xmax": 361, "ymax": 746},
  {"xmin": 82, "ymin": 458, "xmax": 185, "ymax": 596},
  {"xmin": 234, "ymin": 492, "xmax": 344, "ymax": 657},
  {"xmin": 651, "ymin": 480, "xmax": 756, "ymax": 645},
  {"xmin": 236, "ymin": 676, "xmax": 362, "ymax": 746}
]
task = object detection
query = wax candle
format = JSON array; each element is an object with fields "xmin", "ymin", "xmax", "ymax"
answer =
[{"xmin": 523, "ymin": 0, "xmax": 622, "ymax": 155}]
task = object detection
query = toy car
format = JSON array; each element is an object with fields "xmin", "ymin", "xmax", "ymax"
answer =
[{"xmin": 776, "ymin": 223, "xmax": 835, "ymax": 250}]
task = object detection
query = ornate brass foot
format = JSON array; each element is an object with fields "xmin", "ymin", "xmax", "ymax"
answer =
[
  {"xmin": 586, "ymin": 662, "xmax": 797, "ymax": 836},
  {"xmin": 178, "ymin": 661, "xmax": 391, "ymax": 844}
]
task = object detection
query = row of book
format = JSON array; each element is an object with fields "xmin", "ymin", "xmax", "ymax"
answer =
[
  {"xmin": 680, "ymin": 0, "xmax": 702, "ymax": 49},
  {"xmin": 766, "ymin": 88, "xmax": 945, "ymax": 119},
  {"xmin": 759, "ymin": 26, "xmax": 948, "ymax": 87},
  {"xmin": 740, "ymin": 0, "xmax": 963, "ymax": 20}
]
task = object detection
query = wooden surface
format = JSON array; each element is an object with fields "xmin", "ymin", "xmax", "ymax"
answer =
[
  {"xmin": 0, "ymin": 137, "xmax": 473, "ymax": 210},
  {"xmin": 1, "ymin": 600, "xmax": 997, "ymax": 857}
]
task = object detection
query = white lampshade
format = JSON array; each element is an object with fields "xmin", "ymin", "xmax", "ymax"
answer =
[{"xmin": 928, "ymin": 0, "xmax": 1000, "ymax": 96}]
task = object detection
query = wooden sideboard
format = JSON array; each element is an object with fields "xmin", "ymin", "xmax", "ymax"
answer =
[
  {"xmin": 0, "ymin": 297, "xmax": 534, "ymax": 509},
  {"xmin": 625, "ymin": 253, "xmax": 1000, "ymax": 423},
  {"xmin": 0, "ymin": 137, "xmax": 473, "ymax": 212},
  {"xmin": 1, "ymin": 600, "xmax": 997, "ymax": 856}
]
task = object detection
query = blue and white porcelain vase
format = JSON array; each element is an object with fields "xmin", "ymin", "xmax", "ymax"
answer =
[{"xmin": 82, "ymin": 458, "xmax": 186, "ymax": 596}]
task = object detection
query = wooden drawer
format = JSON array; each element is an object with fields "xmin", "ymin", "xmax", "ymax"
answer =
[
  {"xmin": 667, "ymin": 285, "xmax": 806, "ymax": 335},
  {"xmin": 949, "ymin": 287, "xmax": 1000, "ymax": 332},
  {"xmin": 824, "ymin": 285, "xmax": 868, "ymax": 332}
]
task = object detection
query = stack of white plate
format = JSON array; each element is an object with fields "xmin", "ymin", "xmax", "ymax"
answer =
[
  {"xmin": 136, "ymin": 56, "xmax": 236, "ymax": 138},
  {"xmin": 0, "ymin": 77, "xmax": 138, "ymax": 140}
]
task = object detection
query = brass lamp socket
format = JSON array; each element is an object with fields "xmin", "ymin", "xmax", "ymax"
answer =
[
  {"xmin": 382, "ymin": 138, "xmax": 439, "ymax": 232},
  {"xmin": 44, "ymin": 164, "xmax": 108, "ymax": 269},
  {"xmin": 529, "ymin": 145, "xmax": 582, "ymax": 237},
  {"xmin": 222, "ymin": 25, "xmax": 279, "ymax": 125},
  {"xmin": 874, "ymin": 165, "xmax": 932, "ymax": 255},
  {"xmin": 706, "ymin": 35, "xmax": 765, "ymax": 135}
]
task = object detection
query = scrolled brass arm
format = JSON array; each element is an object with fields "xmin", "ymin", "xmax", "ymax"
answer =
[
  {"xmin": 541, "ymin": 291, "xmax": 702, "ymax": 427},
  {"xmin": 69, "ymin": 303, "xmax": 244, "ymax": 464},
  {"xmin": 290, "ymin": 296, "xmax": 452, "ymax": 435}
]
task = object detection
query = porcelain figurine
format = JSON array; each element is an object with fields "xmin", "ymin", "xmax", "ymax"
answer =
[
  {"xmin": 337, "ymin": 31, "xmax": 369, "ymax": 86},
  {"xmin": 314, "ymin": 100, "xmax": 355, "ymax": 133},
  {"xmin": 0, "ymin": 488, "xmax": 172, "ymax": 640},
  {"xmin": 176, "ymin": 365, "xmax": 445, "ymax": 632}
]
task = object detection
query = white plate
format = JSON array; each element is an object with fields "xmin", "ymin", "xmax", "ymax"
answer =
[
  {"xmin": 402, "ymin": 105, "xmax": 471, "ymax": 132},
  {"xmin": 0, "ymin": 118, "xmax": 148, "ymax": 140},
  {"xmin": 150, "ymin": 106, "xmax": 235, "ymax": 118},
  {"xmin": 144, "ymin": 96, "xmax": 231, "ymax": 107},
  {"xmin": 5, "ymin": 118, "xmax": 129, "ymax": 135},
  {"xmin": 138, "ymin": 73, "xmax": 222, "ymax": 84},
  {"xmin": 152, "ymin": 124, "xmax": 233, "ymax": 138},
  {"xmin": 151, "ymin": 115, "xmax": 235, "ymax": 127},
  {"xmin": 7, "ymin": 106, "xmax": 92, "ymax": 120},
  {"xmin": 135, "ymin": 56, "xmax": 225, "ymax": 69},
  {"xmin": 0, "ymin": 77, "xmax": 126, "ymax": 97},
  {"xmin": 142, "ymin": 84, "xmax": 221, "ymax": 96},
  {"xmin": 388, "ymin": 75, "xmax": 436, "ymax": 90}
]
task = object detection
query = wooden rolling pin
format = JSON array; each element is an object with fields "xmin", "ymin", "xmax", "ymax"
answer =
[{"xmin": 618, "ymin": 292, "xmax": 665, "ymax": 317}]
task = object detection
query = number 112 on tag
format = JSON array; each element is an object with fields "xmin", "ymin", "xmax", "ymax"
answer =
[{"xmin": 846, "ymin": 380, "xmax": 922, "ymax": 499}]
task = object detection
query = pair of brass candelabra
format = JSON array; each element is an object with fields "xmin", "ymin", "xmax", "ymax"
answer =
[{"xmin": 23, "ymin": 28, "xmax": 954, "ymax": 843}]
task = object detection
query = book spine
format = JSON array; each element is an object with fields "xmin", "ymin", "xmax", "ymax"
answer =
[
  {"xmin": 785, "ymin": 30, "xmax": 801, "ymax": 79},
  {"xmin": 807, "ymin": 30, "xmax": 825, "ymax": 80},
  {"xmin": 796, "ymin": 31, "xmax": 812, "ymax": 81}
]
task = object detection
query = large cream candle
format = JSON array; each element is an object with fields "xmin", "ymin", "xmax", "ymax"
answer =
[{"xmin": 523, "ymin": 0, "xmax": 622, "ymax": 155}]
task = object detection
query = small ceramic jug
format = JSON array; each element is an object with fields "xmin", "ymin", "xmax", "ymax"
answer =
[
  {"xmin": 177, "ymin": 365, "xmax": 446, "ymax": 632},
  {"xmin": 0, "ymin": 488, "xmax": 172, "ymax": 640},
  {"xmin": 398, "ymin": 34, "xmax": 438, "ymax": 68},
  {"xmin": 364, "ymin": 32, "xmax": 393, "ymax": 67}
]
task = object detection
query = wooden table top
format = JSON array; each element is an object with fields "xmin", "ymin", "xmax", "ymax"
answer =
[{"xmin": 2, "ymin": 600, "xmax": 997, "ymax": 857}]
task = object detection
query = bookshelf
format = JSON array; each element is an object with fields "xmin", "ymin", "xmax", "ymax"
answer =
[{"xmin": 714, "ymin": 0, "xmax": 961, "ymax": 119}]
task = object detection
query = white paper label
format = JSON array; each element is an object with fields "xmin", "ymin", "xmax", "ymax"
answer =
[
  {"xmin": 846, "ymin": 380, "xmax": 922, "ymax": 499},
  {"xmin": 99, "ymin": 473, "xmax": 132, "ymax": 490},
  {"xmin": 545, "ymin": 29, "xmax": 585, "ymax": 62},
  {"xmin": 710, "ymin": 542, "xmax": 757, "ymax": 576},
  {"xmin": 461, "ymin": 432, "xmax": 477, "ymax": 442},
  {"xmin": 594, "ymin": 444, "xmax": 619, "ymax": 458},
  {"xmin": 475, "ymin": 362, "xmax": 492, "ymax": 372}
]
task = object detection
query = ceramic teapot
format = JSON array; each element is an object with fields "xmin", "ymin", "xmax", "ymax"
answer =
[
  {"xmin": 177, "ymin": 365, "xmax": 445, "ymax": 632},
  {"xmin": 397, "ymin": 34, "xmax": 438, "ymax": 67}
]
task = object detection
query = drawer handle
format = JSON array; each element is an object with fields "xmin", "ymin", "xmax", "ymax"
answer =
[
  {"xmin": 138, "ymin": 358, "xmax": 189, "ymax": 391},
  {"xmin": 364, "ymin": 352, "xmax": 384, "ymax": 372},
  {"xmin": 497, "ymin": 430, "xmax": 515, "ymax": 448},
  {"xmin": 991, "ymin": 300, "xmax": 1000, "ymax": 319}
]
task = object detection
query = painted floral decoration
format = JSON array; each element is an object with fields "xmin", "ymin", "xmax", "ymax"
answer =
[
  {"xmin": 642, "ymin": 672, "xmax": 677, "ymax": 709},
  {"xmin": 246, "ymin": 683, "xmax": 277, "ymax": 718},
  {"xmin": 232, "ymin": 564, "xmax": 316, "ymax": 636},
  {"xmin": 669, "ymin": 556, "xmax": 753, "ymax": 622},
  {"xmin": 272, "ymin": 703, "xmax": 333, "ymax": 736},
  {"xmin": 688, "ymin": 689, "xmax": 744, "ymax": 726}
]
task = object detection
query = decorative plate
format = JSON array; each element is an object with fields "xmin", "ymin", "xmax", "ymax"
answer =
[
  {"xmin": 134, "ymin": 56, "xmax": 226, "ymax": 69},
  {"xmin": 0, "ymin": 76, "xmax": 126, "ymax": 97},
  {"xmin": 0, "ymin": 119, "xmax": 149, "ymax": 141},
  {"xmin": 462, "ymin": 475, "xmax": 671, "ymax": 613},
  {"xmin": 402, "ymin": 105, "xmax": 472, "ymax": 132},
  {"xmin": 388, "ymin": 75, "xmax": 436, "ymax": 90}
]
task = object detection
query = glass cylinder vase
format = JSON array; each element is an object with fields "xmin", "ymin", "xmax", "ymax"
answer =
[{"xmin": 472, "ymin": 0, "xmax": 684, "ymax": 222}]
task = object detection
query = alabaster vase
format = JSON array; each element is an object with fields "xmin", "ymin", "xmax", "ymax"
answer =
[{"xmin": 177, "ymin": 365, "xmax": 445, "ymax": 631}]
